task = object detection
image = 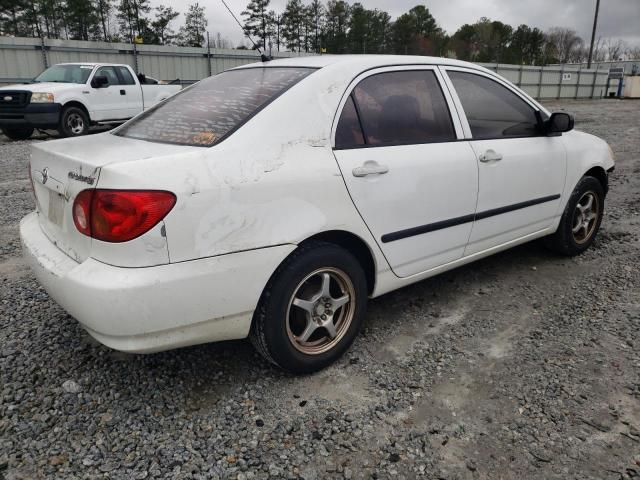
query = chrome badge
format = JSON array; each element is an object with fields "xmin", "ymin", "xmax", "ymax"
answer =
[
  {"xmin": 41, "ymin": 167, "xmax": 49, "ymax": 185},
  {"xmin": 3, "ymin": 96, "xmax": 12, "ymax": 102}
]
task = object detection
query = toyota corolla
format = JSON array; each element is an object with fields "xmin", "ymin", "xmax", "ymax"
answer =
[{"xmin": 20, "ymin": 55, "xmax": 614, "ymax": 373}]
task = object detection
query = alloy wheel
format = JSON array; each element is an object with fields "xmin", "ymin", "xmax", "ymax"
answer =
[
  {"xmin": 286, "ymin": 267, "xmax": 356, "ymax": 355},
  {"xmin": 572, "ymin": 191, "xmax": 600, "ymax": 244}
]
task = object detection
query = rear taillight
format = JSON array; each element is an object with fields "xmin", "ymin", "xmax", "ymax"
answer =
[
  {"xmin": 72, "ymin": 189, "xmax": 176, "ymax": 243},
  {"xmin": 73, "ymin": 190, "xmax": 93, "ymax": 236}
]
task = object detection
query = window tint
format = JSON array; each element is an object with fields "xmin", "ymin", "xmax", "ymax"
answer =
[
  {"xmin": 348, "ymin": 70, "xmax": 455, "ymax": 147},
  {"xmin": 336, "ymin": 96, "xmax": 365, "ymax": 149},
  {"xmin": 95, "ymin": 66, "xmax": 120, "ymax": 86},
  {"xmin": 448, "ymin": 71, "xmax": 540, "ymax": 139},
  {"xmin": 116, "ymin": 66, "xmax": 135, "ymax": 85},
  {"xmin": 116, "ymin": 67, "xmax": 313, "ymax": 147}
]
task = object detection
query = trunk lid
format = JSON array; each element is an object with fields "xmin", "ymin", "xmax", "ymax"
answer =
[{"xmin": 29, "ymin": 133, "xmax": 199, "ymax": 262}]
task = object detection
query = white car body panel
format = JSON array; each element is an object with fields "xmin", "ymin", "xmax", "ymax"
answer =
[
  {"xmin": 20, "ymin": 55, "xmax": 614, "ymax": 353},
  {"xmin": 21, "ymin": 212, "xmax": 295, "ymax": 352}
]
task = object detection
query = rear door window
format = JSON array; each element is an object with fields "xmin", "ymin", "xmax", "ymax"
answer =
[
  {"xmin": 116, "ymin": 67, "xmax": 314, "ymax": 146},
  {"xmin": 337, "ymin": 70, "xmax": 455, "ymax": 148},
  {"xmin": 335, "ymin": 96, "xmax": 365, "ymax": 149}
]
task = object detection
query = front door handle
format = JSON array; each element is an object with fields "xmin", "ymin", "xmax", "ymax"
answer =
[
  {"xmin": 120, "ymin": 89, "xmax": 126, "ymax": 95},
  {"xmin": 479, "ymin": 149, "xmax": 503, "ymax": 163},
  {"xmin": 352, "ymin": 161, "xmax": 389, "ymax": 177}
]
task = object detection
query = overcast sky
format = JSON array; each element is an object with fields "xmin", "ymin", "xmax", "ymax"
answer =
[{"xmin": 158, "ymin": 0, "xmax": 640, "ymax": 48}]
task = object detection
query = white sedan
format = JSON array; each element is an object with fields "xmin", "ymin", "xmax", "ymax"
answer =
[{"xmin": 21, "ymin": 55, "xmax": 614, "ymax": 373}]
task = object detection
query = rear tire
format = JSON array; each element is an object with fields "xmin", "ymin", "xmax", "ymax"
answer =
[
  {"xmin": 2, "ymin": 126, "xmax": 34, "ymax": 140},
  {"xmin": 59, "ymin": 106, "xmax": 89, "ymax": 137},
  {"xmin": 250, "ymin": 241, "xmax": 368, "ymax": 374},
  {"xmin": 544, "ymin": 176, "xmax": 604, "ymax": 256}
]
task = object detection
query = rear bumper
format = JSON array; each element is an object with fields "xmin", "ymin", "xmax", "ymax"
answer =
[
  {"xmin": 0, "ymin": 103, "xmax": 61, "ymax": 129},
  {"xmin": 20, "ymin": 212, "xmax": 295, "ymax": 353}
]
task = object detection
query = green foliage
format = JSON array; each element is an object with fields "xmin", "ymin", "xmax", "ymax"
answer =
[
  {"xmin": 242, "ymin": 0, "xmax": 271, "ymax": 51},
  {"xmin": 116, "ymin": 0, "xmax": 151, "ymax": 43},
  {"xmin": 178, "ymin": 2, "xmax": 207, "ymax": 47},
  {"xmin": 282, "ymin": 0, "xmax": 305, "ymax": 52},
  {"xmin": 66, "ymin": 0, "xmax": 100, "ymax": 40},
  {"xmin": 324, "ymin": 0, "xmax": 350, "ymax": 53},
  {"xmin": 151, "ymin": 5, "xmax": 180, "ymax": 45}
]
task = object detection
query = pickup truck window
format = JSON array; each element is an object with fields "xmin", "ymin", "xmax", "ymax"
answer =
[
  {"xmin": 95, "ymin": 66, "xmax": 120, "ymax": 86},
  {"xmin": 34, "ymin": 65, "xmax": 93, "ymax": 84},
  {"xmin": 115, "ymin": 67, "xmax": 314, "ymax": 147},
  {"xmin": 116, "ymin": 67, "xmax": 136, "ymax": 85}
]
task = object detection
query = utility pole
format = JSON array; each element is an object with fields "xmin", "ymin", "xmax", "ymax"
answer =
[{"xmin": 587, "ymin": 0, "xmax": 600, "ymax": 69}]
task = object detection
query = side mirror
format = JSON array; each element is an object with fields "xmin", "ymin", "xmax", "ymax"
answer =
[
  {"xmin": 546, "ymin": 112, "xmax": 574, "ymax": 135},
  {"xmin": 91, "ymin": 75, "xmax": 109, "ymax": 88}
]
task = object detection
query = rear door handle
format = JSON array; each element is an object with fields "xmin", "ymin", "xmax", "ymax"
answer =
[
  {"xmin": 120, "ymin": 89, "xmax": 126, "ymax": 95},
  {"xmin": 352, "ymin": 161, "xmax": 389, "ymax": 177},
  {"xmin": 479, "ymin": 149, "xmax": 503, "ymax": 163}
]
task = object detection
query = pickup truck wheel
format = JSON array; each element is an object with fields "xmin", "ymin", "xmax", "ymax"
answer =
[
  {"xmin": 250, "ymin": 241, "xmax": 367, "ymax": 374},
  {"xmin": 59, "ymin": 106, "xmax": 89, "ymax": 137},
  {"xmin": 2, "ymin": 126, "xmax": 34, "ymax": 140}
]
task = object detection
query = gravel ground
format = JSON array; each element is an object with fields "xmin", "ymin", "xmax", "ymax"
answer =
[{"xmin": 1, "ymin": 100, "xmax": 639, "ymax": 480}]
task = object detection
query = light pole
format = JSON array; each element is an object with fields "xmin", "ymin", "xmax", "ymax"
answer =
[{"xmin": 587, "ymin": 0, "xmax": 601, "ymax": 69}]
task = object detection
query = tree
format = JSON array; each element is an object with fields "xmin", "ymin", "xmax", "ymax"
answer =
[
  {"xmin": 324, "ymin": 0, "xmax": 350, "ymax": 53},
  {"xmin": 604, "ymin": 38, "xmax": 627, "ymax": 61},
  {"xmin": 94, "ymin": 0, "xmax": 113, "ymax": 41},
  {"xmin": 151, "ymin": 5, "xmax": 179, "ymax": 44},
  {"xmin": 65, "ymin": 0, "xmax": 100, "ymax": 40},
  {"xmin": 242, "ymin": 0, "xmax": 271, "ymax": 51},
  {"xmin": 266, "ymin": 10, "xmax": 282, "ymax": 52},
  {"xmin": 306, "ymin": 0, "xmax": 324, "ymax": 53},
  {"xmin": 116, "ymin": 0, "xmax": 151, "ymax": 42},
  {"xmin": 282, "ymin": 0, "xmax": 304, "ymax": 52},
  {"xmin": 450, "ymin": 23, "xmax": 478, "ymax": 60},
  {"xmin": 392, "ymin": 5, "xmax": 442, "ymax": 55},
  {"xmin": 506, "ymin": 24, "xmax": 545, "ymax": 65},
  {"xmin": 178, "ymin": 2, "xmax": 207, "ymax": 47},
  {"xmin": 545, "ymin": 27, "xmax": 583, "ymax": 63}
]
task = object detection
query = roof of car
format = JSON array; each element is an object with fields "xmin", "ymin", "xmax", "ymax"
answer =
[{"xmin": 234, "ymin": 54, "xmax": 491, "ymax": 73}]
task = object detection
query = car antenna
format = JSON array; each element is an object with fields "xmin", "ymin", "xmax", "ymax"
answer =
[{"xmin": 220, "ymin": 0, "xmax": 271, "ymax": 62}]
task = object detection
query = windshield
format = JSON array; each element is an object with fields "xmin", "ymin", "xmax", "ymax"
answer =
[
  {"xmin": 115, "ymin": 67, "xmax": 314, "ymax": 147},
  {"xmin": 34, "ymin": 65, "xmax": 94, "ymax": 84}
]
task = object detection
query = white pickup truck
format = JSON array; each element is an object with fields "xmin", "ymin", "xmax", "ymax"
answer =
[{"xmin": 0, "ymin": 63, "xmax": 182, "ymax": 140}]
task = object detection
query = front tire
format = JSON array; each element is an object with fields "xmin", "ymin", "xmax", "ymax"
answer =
[
  {"xmin": 250, "ymin": 241, "xmax": 368, "ymax": 374},
  {"xmin": 2, "ymin": 125, "xmax": 34, "ymax": 140},
  {"xmin": 59, "ymin": 106, "xmax": 89, "ymax": 137},
  {"xmin": 544, "ymin": 176, "xmax": 605, "ymax": 256}
]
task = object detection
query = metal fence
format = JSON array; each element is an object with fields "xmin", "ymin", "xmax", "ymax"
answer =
[
  {"xmin": 477, "ymin": 63, "xmax": 610, "ymax": 99},
  {"xmin": 0, "ymin": 36, "xmax": 308, "ymax": 85},
  {"xmin": 0, "ymin": 36, "xmax": 611, "ymax": 99},
  {"xmin": 550, "ymin": 59, "xmax": 640, "ymax": 75}
]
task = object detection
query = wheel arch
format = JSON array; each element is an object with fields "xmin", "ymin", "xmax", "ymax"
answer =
[
  {"xmin": 299, "ymin": 230, "xmax": 377, "ymax": 295},
  {"xmin": 61, "ymin": 101, "xmax": 91, "ymax": 122},
  {"xmin": 584, "ymin": 166, "xmax": 608, "ymax": 194}
]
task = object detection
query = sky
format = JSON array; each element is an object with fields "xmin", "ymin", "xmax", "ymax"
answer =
[{"xmin": 157, "ymin": 0, "xmax": 640, "ymax": 49}]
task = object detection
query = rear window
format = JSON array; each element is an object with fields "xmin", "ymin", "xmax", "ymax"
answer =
[{"xmin": 115, "ymin": 67, "xmax": 314, "ymax": 147}]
